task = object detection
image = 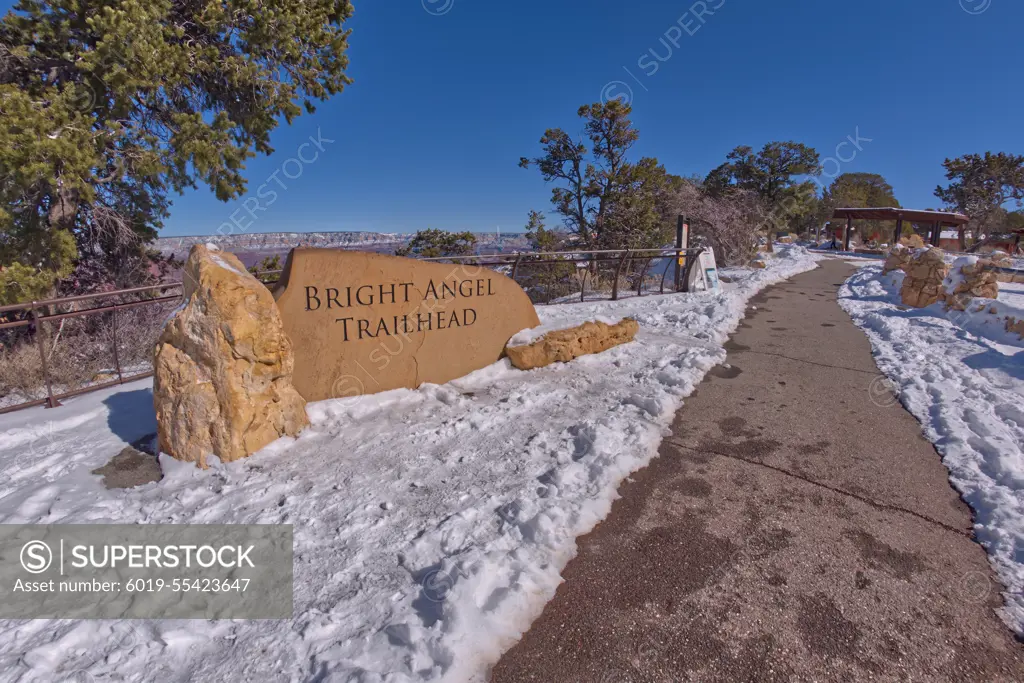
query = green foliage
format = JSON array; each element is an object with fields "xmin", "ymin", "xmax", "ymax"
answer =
[
  {"xmin": 825, "ymin": 173, "xmax": 900, "ymax": 242},
  {"xmin": 705, "ymin": 141, "xmax": 820, "ymax": 249},
  {"xmin": 395, "ymin": 229, "xmax": 477, "ymax": 258},
  {"xmin": 1004, "ymin": 209, "xmax": 1024, "ymax": 232},
  {"xmin": 705, "ymin": 142, "xmax": 821, "ymax": 204},
  {"xmin": 0, "ymin": 223, "xmax": 77, "ymax": 304},
  {"xmin": 829, "ymin": 173, "xmax": 899, "ymax": 208},
  {"xmin": 518, "ymin": 210, "xmax": 576, "ymax": 302},
  {"xmin": 247, "ymin": 254, "xmax": 282, "ymax": 284},
  {"xmin": 935, "ymin": 152, "xmax": 1024, "ymax": 236},
  {"xmin": 0, "ymin": 0, "xmax": 354, "ymax": 303},
  {"xmin": 520, "ymin": 101, "xmax": 674, "ymax": 251},
  {"xmin": 524, "ymin": 210, "xmax": 565, "ymax": 251}
]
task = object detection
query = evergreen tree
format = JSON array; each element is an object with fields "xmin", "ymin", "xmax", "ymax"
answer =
[
  {"xmin": 395, "ymin": 229, "xmax": 477, "ymax": 258},
  {"xmin": 824, "ymin": 173, "xmax": 900, "ymax": 242},
  {"xmin": 0, "ymin": 0, "xmax": 354, "ymax": 304},
  {"xmin": 705, "ymin": 142, "xmax": 820, "ymax": 250},
  {"xmin": 520, "ymin": 101, "xmax": 673, "ymax": 251},
  {"xmin": 935, "ymin": 152, "xmax": 1024, "ymax": 240},
  {"xmin": 524, "ymin": 209, "xmax": 564, "ymax": 251}
]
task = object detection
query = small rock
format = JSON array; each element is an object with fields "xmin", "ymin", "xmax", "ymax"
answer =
[
  {"xmin": 92, "ymin": 446, "xmax": 163, "ymax": 489},
  {"xmin": 505, "ymin": 319, "xmax": 640, "ymax": 371}
]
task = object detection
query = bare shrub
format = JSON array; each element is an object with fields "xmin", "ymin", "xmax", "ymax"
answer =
[
  {"xmin": 0, "ymin": 292, "xmax": 180, "ymax": 409},
  {"xmin": 668, "ymin": 183, "xmax": 764, "ymax": 266}
]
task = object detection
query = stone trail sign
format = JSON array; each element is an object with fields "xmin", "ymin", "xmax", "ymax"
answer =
[{"xmin": 273, "ymin": 249, "xmax": 541, "ymax": 400}]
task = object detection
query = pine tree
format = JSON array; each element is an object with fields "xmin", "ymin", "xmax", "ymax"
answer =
[
  {"xmin": 395, "ymin": 229, "xmax": 477, "ymax": 258},
  {"xmin": 0, "ymin": 0, "xmax": 354, "ymax": 304},
  {"xmin": 520, "ymin": 101, "xmax": 674, "ymax": 252}
]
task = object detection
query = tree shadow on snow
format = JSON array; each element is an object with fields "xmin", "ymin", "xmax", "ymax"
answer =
[{"xmin": 103, "ymin": 388, "xmax": 158, "ymax": 445}]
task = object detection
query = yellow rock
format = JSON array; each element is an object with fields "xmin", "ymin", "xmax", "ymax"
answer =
[
  {"xmin": 882, "ymin": 246, "xmax": 911, "ymax": 275},
  {"xmin": 900, "ymin": 248, "xmax": 949, "ymax": 308},
  {"xmin": 1007, "ymin": 317, "xmax": 1024, "ymax": 340},
  {"xmin": 943, "ymin": 258, "xmax": 999, "ymax": 311},
  {"xmin": 154, "ymin": 245, "xmax": 308, "ymax": 468},
  {"xmin": 505, "ymin": 319, "xmax": 639, "ymax": 371}
]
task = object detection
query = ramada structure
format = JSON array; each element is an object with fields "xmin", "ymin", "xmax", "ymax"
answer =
[{"xmin": 831, "ymin": 207, "xmax": 970, "ymax": 251}]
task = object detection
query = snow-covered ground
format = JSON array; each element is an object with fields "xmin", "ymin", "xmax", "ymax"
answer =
[
  {"xmin": 840, "ymin": 263, "xmax": 1024, "ymax": 633},
  {"xmin": 0, "ymin": 246, "xmax": 819, "ymax": 683}
]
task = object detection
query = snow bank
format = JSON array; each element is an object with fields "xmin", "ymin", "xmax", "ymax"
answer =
[
  {"xmin": 840, "ymin": 263, "xmax": 1024, "ymax": 634},
  {"xmin": 0, "ymin": 247, "xmax": 820, "ymax": 682}
]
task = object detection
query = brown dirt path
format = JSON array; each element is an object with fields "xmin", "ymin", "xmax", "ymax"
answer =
[{"xmin": 489, "ymin": 259, "xmax": 1024, "ymax": 682}]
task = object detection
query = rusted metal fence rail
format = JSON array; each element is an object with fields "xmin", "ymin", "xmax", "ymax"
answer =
[
  {"xmin": 0, "ymin": 283, "xmax": 184, "ymax": 413},
  {"xmin": 0, "ymin": 247, "xmax": 699, "ymax": 414}
]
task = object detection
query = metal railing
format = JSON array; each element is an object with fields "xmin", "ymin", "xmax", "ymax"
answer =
[
  {"xmin": 0, "ymin": 247, "xmax": 701, "ymax": 414},
  {"xmin": 0, "ymin": 283, "xmax": 184, "ymax": 413}
]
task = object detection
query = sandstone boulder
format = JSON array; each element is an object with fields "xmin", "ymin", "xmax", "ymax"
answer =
[
  {"xmin": 505, "ymin": 318, "xmax": 639, "ymax": 371},
  {"xmin": 899, "ymin": 248, "xmax": 949, "ymax": 308},
  {"xmin": 1007, "ymin": 317, "xmax": 1024, "ymax": 340},
  {"xmin": 942, "ymin": 256, "xmax": 999, "ymax": 311},
  {"xmin": 882, "ymin": 245, "xmax": 911, "ymax": 275},
  {"xmin": 154, "ymin": 245, "xmax": 308, "ymax": 467},
  {"xmin": 988, "ymin": 251, "xmax": 1012, "ymax": 267},
  {"xmin": 900, "ymin": 234, "xmax": 926, "ymax": 249}
]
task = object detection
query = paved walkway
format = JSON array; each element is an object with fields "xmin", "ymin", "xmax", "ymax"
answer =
[{"xmin": 491, "ymin": 259, "xmax": 1024, "ymax": 682}]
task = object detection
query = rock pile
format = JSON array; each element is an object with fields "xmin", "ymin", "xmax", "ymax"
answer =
[
  {"xmin": 943, "ymin": 256, "xmax": 999, "ymax": 311},
  {"xmin": 882, "ymin": 245, "xmax": 912, "ymax": 275},
  {"xmin": 899, "ymin": 248, "xmax": 949, "ymax": 308}
]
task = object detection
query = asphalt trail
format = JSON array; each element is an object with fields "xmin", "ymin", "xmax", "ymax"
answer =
[{"xmin": 490, "ymin": 259, "xmax": 1024, "ymax": 682}]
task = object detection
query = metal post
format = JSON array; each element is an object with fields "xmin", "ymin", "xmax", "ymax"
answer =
[
  {"xmin": 32, "ymin": 303, "xmax": 60, "ymax": 409},
  {"xmin": 844, "ymin": 217, "xmax": 852, "ymax": 252},
  {"xmin": 674, "ymin": 216, "xmax": 688, "ymax": 290},
  {"xmin": 680, "ymin": 251, "xmax": 691, "ymax": 293},
  {"xmin": 611, "ymin": 250, "xmax": 630, "ymax": 301},
  {"xmin": 659, "ymin": 257, "xmax": 673, "ymax": 294},
  {"xmin": 111, "ymin": 307, "xmax": 123, "ymax": 384},
  {"xmin": 637, "ymin": 258, "xmax": 651, "ymax": 297}
]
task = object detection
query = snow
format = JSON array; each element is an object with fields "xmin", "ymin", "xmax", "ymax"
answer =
[
  {"xmin": 840, "ymin": 263, "xmax": 1024, "ymax": 634},
  {"xmin": 0, "ymin": 246, "xmax": 820, "ymax": 683}
]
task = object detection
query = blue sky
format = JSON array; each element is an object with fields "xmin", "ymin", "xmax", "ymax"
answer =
[{"xmin": 7, "ymin": 0, "xmax": 1023, "ymax": 236}]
